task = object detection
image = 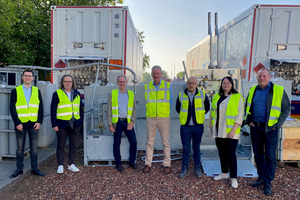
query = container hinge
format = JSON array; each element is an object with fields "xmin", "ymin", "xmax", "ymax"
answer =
[
  {"xmin": 65, "ymin": 15, "xmax": 74, "ymax": 20},
  {"xmin": 270, "ymin": 15, "xmax": 280, "ymax": 20}
]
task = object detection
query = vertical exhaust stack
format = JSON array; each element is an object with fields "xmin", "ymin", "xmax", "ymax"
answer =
[
  {"xmin": 215, "ymin": 12, "xmax": 220, "ymax": 68},
  {"xmin": 208, "ymin": 12, "xmax": 214, "ymax": 69}
]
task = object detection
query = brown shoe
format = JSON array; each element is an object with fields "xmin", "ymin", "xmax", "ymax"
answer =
[
  {"xmin": 163, "ymin": 166, "xmax": 171, "ymax": 174},
  {"xmin": 143, "ymin": 165, "xmax": 151, "ymax": 173}
]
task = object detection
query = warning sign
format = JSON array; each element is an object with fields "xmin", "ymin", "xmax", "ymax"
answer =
[
  {"xmin": 242, "ymin": 55, "xmax": 247, "ymax": 68},
  {"xmin": 55, "ymin": 59, "xmax": 66, "ymax": 72},
  {"xmin": 253, "ymin": 63, "xmax": 265, "ymax": 73}
]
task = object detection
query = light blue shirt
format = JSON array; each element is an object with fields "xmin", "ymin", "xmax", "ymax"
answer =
[
  {"xmin": 22, "ymin": 84, "xmax": 32, "ymax": 105},
  {"xmin": 152, "ymin": 80, "xmax": 173, "ymax": 109},
  {"xmin": 118, "ymin": 90, "xmax": 129, "ymax": 118},
  {"xmin": 187, "ymin": 91, "xmax": 196, "ymax": 125}
]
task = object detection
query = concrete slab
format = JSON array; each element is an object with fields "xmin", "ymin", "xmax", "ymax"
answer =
[
  {"xmin": 0, "ymin": 140, "xmax": 56, "ymax": 190},
  {"xmin": 202, "ymin": 160, "xmax": 258, "ymax": 177}
]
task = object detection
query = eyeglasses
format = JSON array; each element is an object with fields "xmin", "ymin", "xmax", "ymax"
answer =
[
  {"xmin": 187, "ymin": 82, "xmax": 197, "ymax": 85},
  {"xmin": 63, "ymin": 81, "xmax": 73, "ymax": 84},
  {"xmin": 23, "ymin": 75, "xmax": 33, "ymax": 78},
  {"xmin": 117, "ymin": 81, "xmax": 127, "ymax": 84}
]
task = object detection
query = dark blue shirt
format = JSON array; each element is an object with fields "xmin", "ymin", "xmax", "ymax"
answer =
[{"xmin": 252, "ymin": 82, "xmax": 271, "ymax": 123}]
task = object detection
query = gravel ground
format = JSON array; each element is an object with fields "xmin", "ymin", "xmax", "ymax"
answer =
[{"xmin": 0, "ymin": 140, "xmax": 299, "ymax": 200}]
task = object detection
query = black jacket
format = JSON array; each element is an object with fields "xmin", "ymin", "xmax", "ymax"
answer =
[
  {"xmin": 10, "ymin": 87, "xmax": 44, "ymax": 127},
  {"xmin": 245, "ymin": 82, "xmax": 291, "ymax": 132},
  {"xmin": 176, "ymin": 88, "xmax": 210, "ymax": 126},
  {"xmin": 50, "ymin": 89, "xmax": 84, "ymax": 129}
]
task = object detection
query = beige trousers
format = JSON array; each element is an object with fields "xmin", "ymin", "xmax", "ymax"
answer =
[{"xmin": 145, "ymin": 117, "xmax": 171, "ymax": 167}]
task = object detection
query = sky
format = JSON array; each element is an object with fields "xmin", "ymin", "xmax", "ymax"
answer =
[{"xmin": 118, "ymin": 0, "xmax": 300, "ymax": 78}]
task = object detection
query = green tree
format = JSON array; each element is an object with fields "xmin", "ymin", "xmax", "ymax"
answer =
[
  {"xmin": 176, "ymin": 71, "xmax": 186, "ymax": 79},
  {"xmin": 0, "ymin": 0, "xmax": 123, "ymax": 79},
  {"xmin": 162, "ymin": 70, "xmax": 168, "ymax": 78},
  {"xmin": 143, "ymin": 71, "xmax": 152, "ymax": 83},
  {"xmin": 137, "ymin": 30, "xmax": 150, "ymax": 71},
  {"xmin": 143, "ymin": 53, "xmax": 150, "ymax": 71}
]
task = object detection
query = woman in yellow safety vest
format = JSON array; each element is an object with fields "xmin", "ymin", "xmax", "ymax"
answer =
[
  {"xmin": 209, "ymin": 76, "xmax": 244, "ymax": 188},
  {"xmin": 51, "ymin": 75, "xmax": 84, "ymax": 174}
]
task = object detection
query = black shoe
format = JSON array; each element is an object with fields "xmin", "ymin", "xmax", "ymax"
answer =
[
  {"xmin": 264, "ymin": 184, "xmax": 272, "ymax": 196},
  {"xmin": 129, "ymin": 162, "xmax": 138, "ymax": 170},
  {"xmin": 195, "ymin": 168, "xmax": 202, "ymax": 178},
  {"xmin": 250, "ymin": 178, "xmax": 263, "ymax": 187},
  {"xmin": 9, "ymin": 169, "xmax": 23, "ymax": 178},
  {"xmin": 116, "ymin": 165, "xmax": 123, "ymax": 172},
  {"xmin": 31, "ymin": 169, "xmax": 46, "ymax": 176},
  {"xmin": 179, "ymin": 167, "xmax": 188, "ymax": 178}
]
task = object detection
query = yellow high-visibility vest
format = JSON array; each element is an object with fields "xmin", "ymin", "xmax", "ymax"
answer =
[
  {"xmin": 145, "ymin": 80, "xmax": 170, "ymax": 117},
  {"xmin": 111, "ymin": 89, "xmax": 134, "ymax": 123},
  {"xmin": 211, "ymin": 93, "xmax": 243, "ymax": 134},
  {"xmin": 56, "ymin": 89, "xmax": 80, "ymax": 120},
  {"xmin": 179, "ymin": 90, "xmax": 206, "ymax": 125},
  {"xmin": 15, "ymin": 85, "xmax": 40, "ymax": 123},
  {"xmin": 245, "ymin": 84, "xmax": 284, "ymax": 127}
]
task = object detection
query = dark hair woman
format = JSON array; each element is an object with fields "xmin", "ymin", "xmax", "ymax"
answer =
[{"xmin": 209, "ymin": 76, "xmax": 244, "ymax": 188}]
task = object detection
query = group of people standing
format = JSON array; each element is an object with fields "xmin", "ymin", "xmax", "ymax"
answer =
[
  {"xmin": 9, "ymin": 66, "xmax": 290, "ymax": 196},
  {"xmin": 10, "ymin": 70, "xmax": 84, "ymax": 178}
]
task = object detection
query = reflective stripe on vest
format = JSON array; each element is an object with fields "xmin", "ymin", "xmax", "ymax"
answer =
[
  {"xmin": 245, "ymin": 84, "xmax": 284, "ymax": 127},
  {"xmin": 211, "ymin": 93, "xmax": 243, "ymax": 134},
  {"xmin": 56, "ymin": 89, "xmax": 81, "ymax": 120},
  {"xmin": 15, "ymin": 85, "xmax": 40, "ymax": 123},
  {"xmin": 144, "ymin": 80, "xmax": 170, "ymax": 117},
  {"xmin": 111, "ymin": 89, "xmax": 134, "ymax": 123},
  {"xmin": 179, "ymin": 90, "xmax": 206, "ymax": 125}
]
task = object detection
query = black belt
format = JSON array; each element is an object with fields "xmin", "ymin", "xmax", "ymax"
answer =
[
  {"xmin": 119, "ymin": 118, "xmax": 127, "ymax": 121},
  {"xmin": 253, "ymin": 121, "xmax": 266, "ymax": 127}
]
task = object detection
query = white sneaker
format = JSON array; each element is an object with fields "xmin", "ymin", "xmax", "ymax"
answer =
[
  {"xmin": 57, "ymin": 165, "xmax": 64, "ymax": 174},
  {"xmin": 213, "ymin": 173, "xmax": 228, "ymax": 180},
  {"xmin": 231, "ymin": 178, "xmax": 238, "ymax": 188},
  {"xmin": 68, "ymin": 164, "xmax": 79, "ymax": 172}
]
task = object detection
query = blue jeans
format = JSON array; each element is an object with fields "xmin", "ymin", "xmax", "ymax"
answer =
[
  {"xmin": 113, "ymin": 120, "xmax": 137, "ymax": 166},
  {"xmin": 250, "ymin": 126, "xmax": 279, "ymax": 185},
  {"xmin": 15, "ymin": 123, "xmax": 39, "ymax": 170},
  {"xmin": 180, "ymin": 125, "xmax": 204, "ymax": 169}
]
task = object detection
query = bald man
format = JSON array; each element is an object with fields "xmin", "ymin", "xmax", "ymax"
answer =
[{"xmin": 176, "ymin": 77, "xmax": 210, "ymax": 178}]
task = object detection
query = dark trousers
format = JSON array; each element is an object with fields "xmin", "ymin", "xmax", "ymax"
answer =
[
  {"xmin": 250, "ymin": 126, "xmax": 278, "ymax": 185},
  {"xmin": 113, "ymin": 120, "xmax": 137, "ymax": 166},
  {"xmin": 215, "ymin": 137, "xmax": 238, "ymax": 178},
  {"xmin": 56, "ymin": 125, "xmax": 81, "ymax": 166},
  {"xmin": 15, "ymin": 123, "xmax": 39, "ymax": 170},
  {"xmin": 180, "ymin": 125, "xmax": 204, "ymax": 169}
]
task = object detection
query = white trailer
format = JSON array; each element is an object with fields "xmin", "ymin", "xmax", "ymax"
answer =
[
  {"xmin": 186, "ymin": 4, "xmax": 300, "ymax": 118},
  {"xmin": 51, "ymin": 6, "xmax": 143, "ymax": 90}
]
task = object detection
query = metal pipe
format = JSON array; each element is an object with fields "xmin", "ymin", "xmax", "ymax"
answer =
[
  {"xmin": 208, "ymin": 12, "xmax": 213, "ymax": 69},
  {"xmin": 215, "ymin": 12, "xmax": 220, "ymax": 68},
  {"xmin": 182, "ymin": 61, "xmax": 189, "ymax": 80},
  {"xmin": 91, "ymin": 64, "xmax": 100, "ymax": 109}
]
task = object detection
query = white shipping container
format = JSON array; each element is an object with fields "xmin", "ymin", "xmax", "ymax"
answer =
[
  {"xmin": 51, "ymin": 6, "xmax": 143, "ymax": 89},
  {"xmin": 186, "ymin": 4, "xmax": 300, "ymax": 117}
]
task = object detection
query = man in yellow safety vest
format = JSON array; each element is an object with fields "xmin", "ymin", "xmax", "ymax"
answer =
[
  {"xmin": 107, "ymin": 75, "xmax": 137, "ymax": 172},
  {"xmin": 245, "ymin": 68, "xmax": 290, "ymax": 196},
  {"xmin": 9, "ymin": 69, "xmax": 45, "ymax": 178},
  {"xmin": 143, "ymin": 65, "xmax": 173, "ymax": 174},
  {"xmin": 176, "ymin": 77, "xmax": 210, "ymax": 178}
]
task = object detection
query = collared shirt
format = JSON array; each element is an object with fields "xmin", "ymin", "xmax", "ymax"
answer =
[
  {"xmin": 187, "ymin": 91, "xmax": 196, "ymax": 125},
  {"xmin": 152, "ymin": 80, "xmax": 173, "ymax": 109},
  {"xmin": 252, "ymin": 82, "xmax": 271, "ymax": 123},
  {"xmin": 118, "ymin": 90, "xmax": 128, "ymax": 118},
  {"xmin": 22, "ymin": 84, "xmax": 32, "ymax": 105}
]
